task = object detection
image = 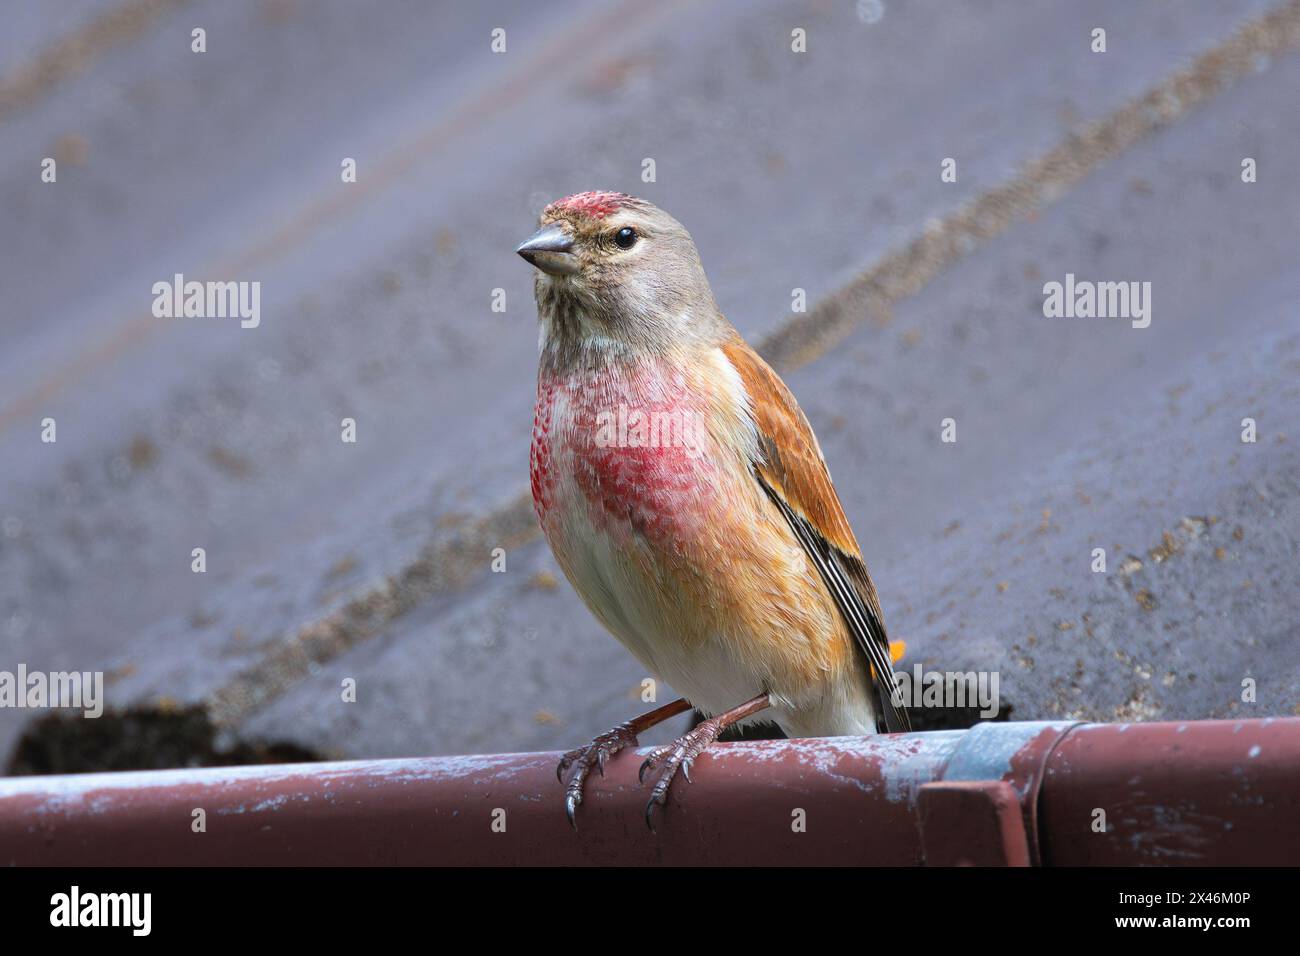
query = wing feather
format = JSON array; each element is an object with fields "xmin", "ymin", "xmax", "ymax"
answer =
[{"xmin": 723, "ymin": 336, "xmax": 910, "ymax": 733}]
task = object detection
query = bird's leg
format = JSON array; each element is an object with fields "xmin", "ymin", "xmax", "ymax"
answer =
[
  {"xmin": 639, "ymin": 692, "xmax": 771, "ymax": 830},
  {"xmin": 557, "ymin": 696, "xmax": 692, "ymax": 828}
]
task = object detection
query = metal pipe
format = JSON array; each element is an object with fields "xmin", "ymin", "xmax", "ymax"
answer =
[
  {"xmin": 1037, "ymin": 718, "xmax": 1300, "ymax": 865},
  {"xmin": 0, "ymin": 718, "xmax": 1295, "ymax": 865}
]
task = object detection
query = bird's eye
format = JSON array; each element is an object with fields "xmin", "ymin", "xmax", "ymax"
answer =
[{"xmin": 614, "ymin": 226, "xmax": 637, "ymax": 249}]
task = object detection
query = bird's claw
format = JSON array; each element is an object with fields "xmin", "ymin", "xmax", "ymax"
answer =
[
  {"xmin": 555, "ymin": 722, "xmax": 639, "ymax": 829},
  {"xmin": 564, "ymin": 790, "xmax": 581, "ymax": 828},
  {"xmin": 640, "ymin": 719, "xmax": 722, "ymax": 831}
]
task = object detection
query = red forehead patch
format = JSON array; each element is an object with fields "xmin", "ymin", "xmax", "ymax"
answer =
[{"xmin": 548, "ymin": 191, "xmax": 631, "ymax": 219}]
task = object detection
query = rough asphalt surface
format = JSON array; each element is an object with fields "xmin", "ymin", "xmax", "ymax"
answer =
[{"xmin": 1, "ymin": 0, "xmax": 1296, "ymax": 770}]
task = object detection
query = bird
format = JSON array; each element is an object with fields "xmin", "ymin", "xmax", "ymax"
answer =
[{"xmin": 517, "ymin": 191, "xmax": 909, "ymax": 830}]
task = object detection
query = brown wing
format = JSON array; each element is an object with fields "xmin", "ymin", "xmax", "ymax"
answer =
[{"xmin": 723, "ymin": 336, "xmax": 910, "ymax": 733}]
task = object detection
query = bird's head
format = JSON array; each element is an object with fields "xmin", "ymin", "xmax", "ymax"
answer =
[{"xmin": 517, "ymin": 191, "xmax": 721, "ymax": 357}]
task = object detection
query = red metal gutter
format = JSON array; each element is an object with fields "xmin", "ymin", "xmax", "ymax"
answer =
[{"xmin": 1, "ymin": 718, "xmax": 1296, "ymax": 866}]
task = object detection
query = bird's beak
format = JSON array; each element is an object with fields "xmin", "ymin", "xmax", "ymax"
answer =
[{"xmin": 516, "ymin": 223, "xmax": 579, "ymax": 276}]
